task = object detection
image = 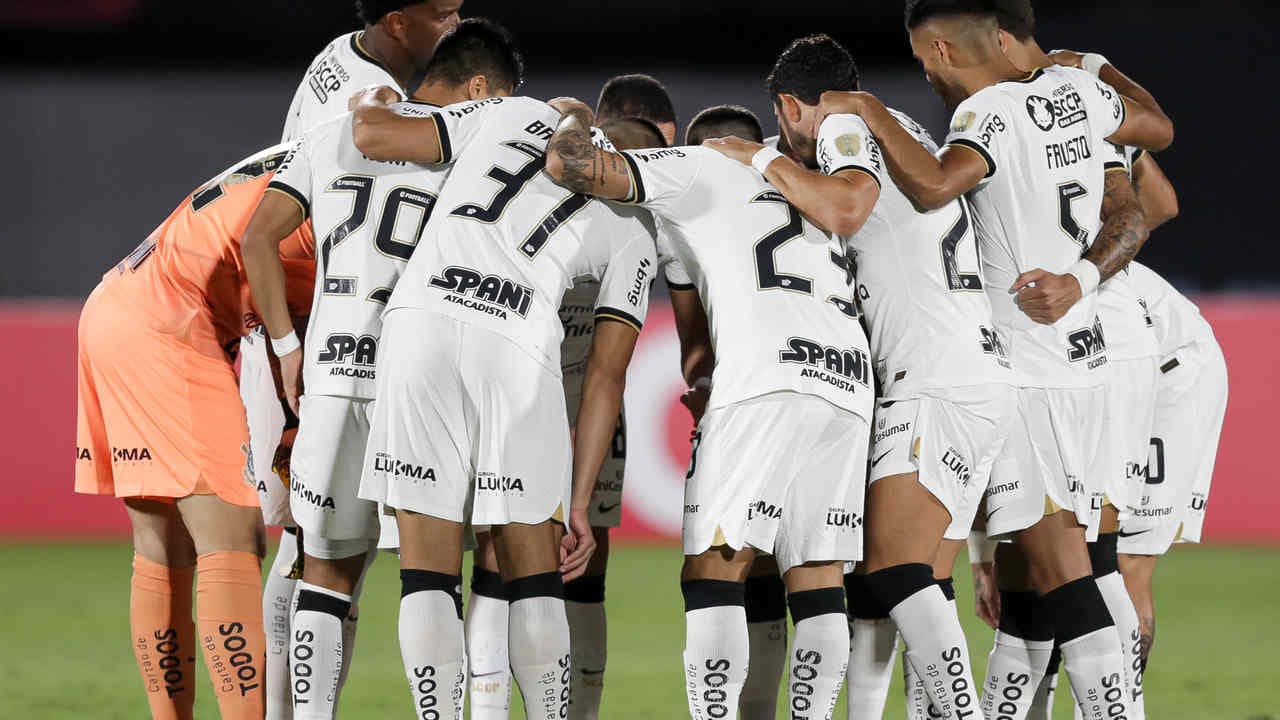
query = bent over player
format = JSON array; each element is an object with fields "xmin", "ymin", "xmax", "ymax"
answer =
[{"xmin": 76, "ymin": 145, "xmax": 316, "ymax": 720}]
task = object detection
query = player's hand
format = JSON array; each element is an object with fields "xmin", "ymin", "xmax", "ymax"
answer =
[
  {"xmin": 1010, "ymin": 268, "xmax": 1082, "ymax": 325},
  {"xmin": 702, "ymin": 136, "xmax": 766, "ymax": 165},
  {"xmin": 279, "ymin": 348, "xmax": 304, "ymax": 415},
  {"xmin": 548, "ymin": 97, "xmax": 594, "ymax": 128},
  {"xmin": 559, "ymin": 507, "xmax": 596, "ymax": 582},
  {"xmin": 348, "ymin": 84, "xmax": 401, "ymax": 111},
  {"xmin": 818, "ymin": 90, "xmax": 879, "ymax": 127},
  {"xmin": 971, "ymin": 561, "xmax": 1001, "ymax": 629},
  {"xmin": 1047, "ymin": 49, "xmax": 1086, "ymax": 69},
  {"xmin": 680, "ymin": 384, "xmax": 710, "ymax": 424},
  {"xmin": 271, "ymin": 442, "xmax": 293, "ymax": 489}
]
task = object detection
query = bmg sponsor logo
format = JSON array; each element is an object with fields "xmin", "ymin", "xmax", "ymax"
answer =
[{"xmin": 429, "ymin": 266, "xmax": 533, "ymax": 319}]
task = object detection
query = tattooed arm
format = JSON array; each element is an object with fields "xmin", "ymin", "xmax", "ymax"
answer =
[
  {"xmin": 545, "ymin": 109, "xmax": 637, "ymax": 201},
  {"xmin": 1087, "ymin": 168, "xmax": 1149, "ymax": 281}
]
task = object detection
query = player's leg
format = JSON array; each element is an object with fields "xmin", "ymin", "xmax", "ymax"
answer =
[
  {"xmin": 263, "ymin": 529, "xmax": 300, "ymax": 720},
  {"xmin": 491, "ymin": 520, "xmax": 573, "ymax": 720},
  {"xmin": 565, "ymin": 527, "xmax": 610, "ymax": 720},
  {"xmin": 175, "ymin": 492, "xmax": 269, "ymax": 720},
  {"xmin": 1116, "ymin": 554, "xmax": 1157, "ymax": 670},
  {"xmin": 467, "ymin": 531, "xmax": 512, "ymax": 720},
  {"xmin": 844, "ymin": 565, "xmax": 899, "ymax": 720},
  {"xmin": 782, "ymin": 561, "xmax": 850, "ymax": 720},
  {"xmin": 681, "ymin": 546, "xmax": 756, "ymax": 720},
  {"xmin": 397, "ymin": 510, "xmax": 468, "ymax": 720},
  {"xmin": 125, "ymin": 498, "xmax": 198, "ymax": 720},
  {"xmin": 982, "ymin": 542, "xmax": 1054, "ymax": 720},
  {"xmin": 739, "ymin": 555, "xmax": 787, "ymax": 720},
  {"xmin": 1089, "ymin": 508, "xmax": 1146, "ymax": 719},
  {"xmin": 902, "ymin": 539, "xmax": 966, "ymax": 720}
]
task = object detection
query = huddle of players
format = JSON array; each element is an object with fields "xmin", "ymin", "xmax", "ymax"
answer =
[{"xmin": 70, "ymin": 0, "xmax": 1228, "ymax": 718}]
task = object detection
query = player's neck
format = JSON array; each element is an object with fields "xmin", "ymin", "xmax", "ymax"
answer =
[
  {"xmin": 359, "ymin": 27, "xmax": 415, "ymax": 91},
  {"xmin": 1011, "ymin": 38, "xmax": 1053, "ymax": 72},
  {"xmin": 965, "ymin": 55, "xmax": 1034, "ymax": 96}
]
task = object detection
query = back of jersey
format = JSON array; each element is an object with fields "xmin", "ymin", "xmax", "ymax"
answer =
[
  {"xmin": 848, "ymin": 109, "xmax": 1009, "ymax": 398},
  {"xmin": 620, "ymin": 145, "xmax": 873, "ymax": 420},
  {"xmin": 946, "ymin": 65, "xmax": 1126, "ymax": 387},
  {"xmin": 389, "ymin": 97, "xmax": 655, "ymax": 374},
  {"xmin": 270, "ymin": 103, "xmax": 449, "ymax": 398},
  {"xmin": 282, "ymin": 31, "xmax": 399, "ymax": 142}
]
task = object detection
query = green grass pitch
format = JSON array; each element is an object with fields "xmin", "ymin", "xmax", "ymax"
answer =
[{"xmin": 1, "ymin": 542, "xmax": 1276, "ymax": 719}]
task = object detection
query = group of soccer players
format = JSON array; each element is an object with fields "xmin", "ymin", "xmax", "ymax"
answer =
[{"xmin": 72, "ymin": 0, "xmax": 1228, "ymax": 718}]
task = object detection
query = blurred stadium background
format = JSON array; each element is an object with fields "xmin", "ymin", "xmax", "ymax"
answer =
[{"xmin": 1, "ymin": 2, "xmax": 1277, "ymax": 718}]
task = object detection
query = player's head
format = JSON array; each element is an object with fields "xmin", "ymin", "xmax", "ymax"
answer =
[
  {"xmin": 357, "ymin": 0, "xmax": 464, "ymax": 69},
  {"xmin": 418, "ymin": 18, "xmax": 523, "ymax": 102},
  {"xmin": 766, "ymin": 34, "xmax": 859, "ymax": 168},
  {"xmin": 601, "ymin": 117, "xmax": 668, "ymax": 151},
  {"xmin": 988, "ymin": 0, "xmax": 1035, "ymax": 41},
  {"xmin": 904, "ymin": 0, "xmax": 1007, "ymax": 108},
  {"xmin": 685, "ymin": 105, "xmax": 763, "ymax": 147},
  {"xmin": 595, "ymin": 74, "xmax": 678, "ymax": 146}
]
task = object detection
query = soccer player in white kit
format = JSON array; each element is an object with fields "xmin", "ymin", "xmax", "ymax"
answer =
[
  {"xmin": 546, "ymin": 97, "xmax": 874, "ymax": 720},
  {"xmin": 823, "ymin": 1, "xmax": 1174, "ymax": 717},
  {"xmin": 248, "ymin": 3, "xmax": 461, "ymax": 716},
  {"xmin": 346, "ymin": 87, "xmax": 658, "ymax": 717},
  {"xmin": 708, "ymin": 33, "xmax": 1017, "ymax": 720},
  {"xmin": 241, "ymin": 21, "xmax": 510, "ymax": 719}
]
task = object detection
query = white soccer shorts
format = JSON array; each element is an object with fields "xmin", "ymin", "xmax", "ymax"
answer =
[
  {"xmin": 290, "ymin": 394, "xmax": 381, "ymax": 558},
  {"xmin": 240, "ymin": 332, "xmax": 292, "ymax": 527},
  {"xmin": 869, "ymin": 384, "xmax": 1018, "ymax": 540},
  {"xmin": 1119, "ymin": 340, "xmax": 1228, "ymax": 555},
  {"xmin": 358, "ymin": 309, "xmax": 571, "ymax": 529},
  {"xmin": 1092, "ymin": 357, "xmax": 1159, "ymax": 521},
  {"xmin": 682, "ymin": 392, "xmax": 869, "ymax": 573},
  {"xmin": 984, "ymin": 385, "xmax": 1107, "ymax": 539}
]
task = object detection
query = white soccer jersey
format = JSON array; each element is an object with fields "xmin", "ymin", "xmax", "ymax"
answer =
[
  {"xmin": 831, "ymin": 109, "xmax": 1011, "ymax": 398},
  {"xmin": 269, "ymin": 102, "xmax": 448, "ymax": 399},
  {"xmin": 1126, "ymin": 261, "xmax": 1216, "ymax": 356},
  {"xmin": 282, "ymin": 31, "xmax": 399, "ymax": 142},
  {"xmin": 387, "ymin": 97, "xmax": 658, "ymax": 373},
  {"xmin": 946, "ymin": 65, "xmax": 1126, "ymax": 387},
  {"xmin": 620, "ymin": 145, "xmax": 873, "ymax": 420}
]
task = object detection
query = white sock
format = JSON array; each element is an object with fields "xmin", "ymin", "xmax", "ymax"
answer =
[
  {"xmin": 788, "ymin": 590, "xmax": 850, "ymax": 720},
  {"xmin": 739, "ymin": 618, "xmax": 787, "ymax": 720},
  {"xmin": 466, "ymin": 586, "xmax": 511, "ymax": 720},
  {"xmin": 565, "ymin": 599, "xmax": 607, "ymax": 720},
  {"xmin": 1096, "ymin": 572, "xmax": 1145, "ymax": 719},
  {"xmin": 1026, "ymin": 647, "xmax": 1060, "ymax": 720},
  {"xmin": 1060, "ymin": 628, "xmax": 1130, "ymax": 720},
  {"xmin": 291, "ymin": 583, "xmax": 351, "ymax": 720},
  {"xmin": 264, "ymin": 539, "xmax": 298, "ymax": 720},
  {"xmin": 847, "ymin": 618, "xmax": 899, "ymax": 720},
  {"xmin": 682, "ymin": 580, "xmax": 749, "ymax": 720},
  {"xmin": 891, "ymin": 587, "xmax": 980, "ymax": 720},
  {"xmin": 508, "ymin": 575, "xmax": 571, "ymax": 720},
  {"xmin": 333, "ymin": 548, "xmax": 376, "ymax": 710},
  {"xmin": 399, "ymin": 572, "xmax": 465, "ymax": 720},
  {"xmin": 981, "ymin": 631, "xmax": 1053, "ymax": 720}
]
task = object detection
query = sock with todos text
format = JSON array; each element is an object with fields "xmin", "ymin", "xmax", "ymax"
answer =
[
  {"xmin": 507, "ymin": 572, "xmax": 571, "ymax": 720},
  {"xmin": 682, "ymin": 579, "xmax": 749, "ymax": 720},
  {"xmin": 466, "ymin": 567, "xmax": 512, "ymax": 720},
  {"xmin": 1045, "ymin": 577, "xmax": 1130, "ymax": 720},
  {"xmin": 788, "ymin": 587, "xmax": 850, "ymax": 720},
  {"xmin": 131, "ymin": 555, "xmax": 196, "ymax": 720},
  {"xmin": 399, "ymin": 570, "xmax": 465, "ymax": 720},
  {"xmin": 844, "ymin": 572, "xmax": 899, "ymax": 720},
  {"xmin": 740, "ymin": 573, "xmax": 787, "ymax": 720},
  {"xmin": 981, "ymin": 590, "xmax": 1054, "ymax": 720}
]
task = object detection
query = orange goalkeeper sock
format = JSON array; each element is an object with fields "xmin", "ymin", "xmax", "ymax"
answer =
[
  {"xmin": 131, "ymin": 555, "xmax": 196, "ymax": 720},
  {"xmin": 196, "ymin": 551, "xmax": 266, "ymax": 719}
]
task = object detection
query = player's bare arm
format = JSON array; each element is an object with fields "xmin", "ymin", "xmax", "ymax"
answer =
[
  {"xmin": 241, "ymin": 189, "xmax": 307, "ymax": 411},
  {"xmin": 1132, "ymin": 153, "xmax": 1180, "ymax": 231},
  {"xmin": 545, "ymin": 109, "xmax": 635, "ymax": 201},
  {"xmin": 669, "ymin": 287, "xmax": 714, "ymax": 424},
  {"xmin": 562, "ymin": 319, "xmax": 641, "ymax": 580},
  {"xmin": 703, "ymin": 135, "xmax": 880, "ymax": 237},
  {"xmin": 820, "ymin": 90, "xmax": 985, "ymax": 211},
  {"xmin": 1050, "ymin": 49, "xmax": 1174, "ymax": 151},
  {"xmin": 349, "ymin": 86, "xmax": 447, "ymax": 164}
]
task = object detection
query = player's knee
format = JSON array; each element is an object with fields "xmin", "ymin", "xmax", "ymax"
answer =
[
  {"xmin": 564, "ymin": 574, "xmax": 606, "ymax": 604},
  {"xmin": 506, "ymin": 570, "xmax": 566, "ymax": 606},
  {"xmin": 681, "ymin": 578, "xmax": 745, "ymax": 614},
  {"xmin": 864, "ymin": 562, "xmax": 935, "ymax": 612},
  {"xmin": 470, "ymin": 566, "xmax": 508, "ymax": 601},
  {"xmin": 744, "ymin": 572, "xmax": 786, "ymax": 623}
]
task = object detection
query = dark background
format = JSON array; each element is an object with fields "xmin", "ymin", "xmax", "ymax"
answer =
[{"xmin": 1, "ymin": 0, "xmax": 1275, "ymax": 296}]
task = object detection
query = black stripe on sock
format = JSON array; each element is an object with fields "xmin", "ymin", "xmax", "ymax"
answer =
[
  {"xmin": 401, "ymin": 569, "xmax": 463, "ymax": 619},
  {"xmin": 296, "ymin": 588, "xmax": 351, "ymax": 620},
  {"xmin": 937, "ymin": 577, "xmax": 956, "ymax": 602},
  {"xmin": 564, "ymin": 574, "xmax": 606, "ymax": 604},
  {"xmin": 681, "ymin": 579, "xmax": 745, "ymax": 612},
  {"xmin": 470, "ymin": 567, "xmax": 507, "ymax": 600},
  {"xmin": 1044, "ymin": 577, "xmax": 1114, "ymax": 644},
  {"xmin": 789, "ymin": 587, "xmax": 846, "ymax": 624},
  {"xmin": 744, "ymin": 574, "xmax": 787, "ymax": 623},
  {"xmin": 844, "ymin": 572, "xmax": 889, "ymax": 620},
  {"xmin": 866, "ymin": 562, "xmax": 935, "ymax": 611},
  {"xmin": 998, "ymin": 590, "xmax": 1055, "ymax": 641},
  {"xmin": 1088, "ymin": 533, "xmax": 1120, "ymax": 577},
  {"xmin": 506, "ymin": 571, "xmax": 565, "ymax": 603}
]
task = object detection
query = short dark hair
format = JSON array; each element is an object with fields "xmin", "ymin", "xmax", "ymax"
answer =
[
  {"xmin": 596, "ymin": 74, "xmax": 677, "ymax": 126},
  {"xmin": 601, "ymin": 117, "xmax": 668, "ymax": 151},
  {"xmin": 685, "ymin": 105, "xmax": 763, "ymax": 146},
  {"xmin": 989, "ymin": 0, "xmax": 1036, "ymax": 40},
  {"xmin": 424, "ymin": 18, "xmax": 524, "ymax": 93},
  {"xmin": 905, "ymin": 0, "xmax": 999, "ymax": 29},
  {"xmin": 766, "ymin": 34, "xmax": 860, "ymax": 106},
  {"xmin": 356, "ymin": 0, "xmax": 424, "ymax": 26}
]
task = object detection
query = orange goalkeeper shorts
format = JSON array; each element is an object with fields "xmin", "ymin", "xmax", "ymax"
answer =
[{"xmin": 74, "ymin": 278, "xmax": 258, "ymax": 507}]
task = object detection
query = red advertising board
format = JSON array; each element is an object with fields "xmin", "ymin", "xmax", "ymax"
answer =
[{"xmin": 2, "ymin": 298, "xmax": 1275, "ymax": 543}]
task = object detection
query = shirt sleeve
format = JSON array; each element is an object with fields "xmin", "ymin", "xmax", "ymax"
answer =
[
  {"xmin": 654, "ymin": 226, "xmax": 694, "ymax": 290},
  {"xmin": 618, "ymin": 147, "xmax": 704, "ymax": 211},
  {"xmin": 1082, "ymin": 76, "xmax": 1127, "ymax": 142},
  {"xmin": 267, "ymin": 137, "xmax": 313, "ymax": 218},
  {"xmin": 430, "ymin": 97, "xmax": 508, "ymax": 163},
  {"xmin": 816, "ymin": 113, "xmax": 884, "ymax": 188},
  {"xmin": 945, "ymin": 91, "xmax": 1007, "ymax": 181},
  {"xmin": 593, "ymin": 215, "xmax": 658, "ymax": 332},
  {"xmin": 1104, "ymin": 141, "xmax": 1131, "ymax": 175}
]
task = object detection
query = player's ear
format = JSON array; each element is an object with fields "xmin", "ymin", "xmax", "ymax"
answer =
[
  {"xmin": 467, "ymin": 75, "xmax": 487, "ymax": 100},
  {"xmin": 384, "ymin": 11, "xmax": 409, "ymax": 45},
  {"xmin": 779, "ymin": 94, "xmax": 803, "ymax": 125}
]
